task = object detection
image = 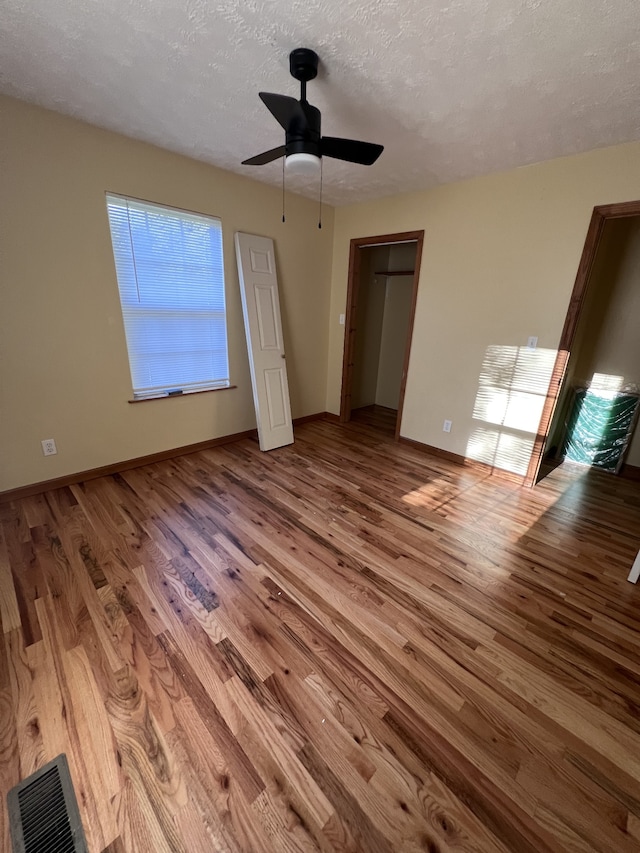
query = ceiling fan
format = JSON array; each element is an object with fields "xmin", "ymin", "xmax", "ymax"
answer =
[{"xmin": 242, "ymin": 48, "xmax": 384, "ymax": 174}]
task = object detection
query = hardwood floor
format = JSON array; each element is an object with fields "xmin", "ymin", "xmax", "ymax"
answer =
[
  {"xmin": 2, "ymin": 420, "xmax": 640, "ymax": 852},
  {"xmin": 350, "ymin": 405, "xmax": 397, "ymax": 435}
]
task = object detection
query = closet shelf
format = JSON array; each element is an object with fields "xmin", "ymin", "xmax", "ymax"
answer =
[{"xmin": 374, "ymin": 269, "xmax": 415, "ymax": 276}]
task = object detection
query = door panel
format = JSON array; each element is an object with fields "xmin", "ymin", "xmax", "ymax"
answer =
[
  {"xmin": 249, "ymin": 246, "xmax": 273, "ymax": 274},
  {"xmin": 235, "ymin": 233, "xmax": 294, "ymax": 451},
  {"xmin": 255, "ymin": 285, "xmax": 281, "ymax": 350},
  {"xmin": 265, "ymin": 369, "xmax": 287, "ymax": 428}
]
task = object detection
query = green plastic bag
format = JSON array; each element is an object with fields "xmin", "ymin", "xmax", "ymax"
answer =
[{"xmin": 563, "ymin": 390, "xmax": 639, "ymax": 472}]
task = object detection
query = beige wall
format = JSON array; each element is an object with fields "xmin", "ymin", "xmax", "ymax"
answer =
[
  {"xmin": 573, "ymin": 218, "xmax": 640, "ymax": 387},
  {"xmin": 387, "ymin": 243, "xmax": 417, "ymax": 274},
  {"xmin": 351, "ymin": 247, "xmax": 388, "ymax": 409},
  {"xmin": 327, "ymin": 139, "xmax": 640, "ymax": 474},
  {"xmin": 566, "ymin": 221, "xmax": 627, "ymax": 389},
  {"xmin": 375, "ymin": 276, "xmax": 413, "ymax": 409},
  {"xmin": 0, "ymin": 96, "xmax": 333, "ymax": 491},
  {"xmin": 375, "ymin": 243, "xmax": 417, "ymax": 409}
]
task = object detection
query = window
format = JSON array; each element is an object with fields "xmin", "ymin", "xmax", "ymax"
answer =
[{"xmin": 106, "ymin": 194, "xmax": 229, "ymax": 400}]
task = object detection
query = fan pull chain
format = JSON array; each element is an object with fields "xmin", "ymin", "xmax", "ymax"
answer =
[
  {"xmin": 282, "ymin": 157, "xmax": 286, "ymax": 223},
  {"xmin": 318, "ymin": 158, "xmax": 323, "ymax": 230}
]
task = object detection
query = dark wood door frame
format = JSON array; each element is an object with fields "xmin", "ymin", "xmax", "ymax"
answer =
[
  {"xmin": 339, "ymin": 230, "xmax": 424, "ymax": 439},
  {"xmin": 525, "ymin": 199, "xmax": 640, "ymax": 487}
]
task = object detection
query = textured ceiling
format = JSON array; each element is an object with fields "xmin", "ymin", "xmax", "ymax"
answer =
[{"xmin": 2, "ymin": 0, "xmax": 640, "ymax": 205}]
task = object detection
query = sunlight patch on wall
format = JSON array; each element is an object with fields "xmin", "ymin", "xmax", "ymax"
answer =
[
  {"xmin": 466, "ymin": 345, "xmax": 557, "ymax": 475},
  {"xmin": 588, "ymin": 372, "xmax": 624, "ymax": 394},
  {"xmin": 473, "ymin": 388, "xmax": 546, "ymax": 433}
]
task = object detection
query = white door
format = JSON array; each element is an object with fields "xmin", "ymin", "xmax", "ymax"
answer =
[{"xmin": 235, "ymin": 232, "xmax": 294, "ymax": 451}]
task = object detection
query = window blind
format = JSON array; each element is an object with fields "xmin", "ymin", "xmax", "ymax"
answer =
[{"xmin": 106, "ymin": 194, "xmax": 229, "ymax": 399}]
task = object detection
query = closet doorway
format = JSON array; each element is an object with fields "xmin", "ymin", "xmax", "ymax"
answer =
[
  {"xmin": 340, "ymin": 231, "xmax": 424, "ymax": 438},
  {"xmin": 526, "ymin": 199, "xmax": 640, "ymax": 485}
]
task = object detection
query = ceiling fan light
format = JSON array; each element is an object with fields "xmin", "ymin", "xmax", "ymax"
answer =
[{"xmin": 285, "ymin": 152, "xmax": 321, "ymax": 175}]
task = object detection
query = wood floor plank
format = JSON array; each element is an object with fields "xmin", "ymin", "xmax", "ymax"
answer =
[
  {"xmin": 0, "ymin": 525, "xmax": 21, "ymax": 634},
  {"xmin": 476, "ymin": 639, "xmax": 640, "ymax": 783},
  {"xmin": 224, "ymin": 673, "xmax": 334, "ymax": 833},
  {"xmin": 169, "ymin": 699, "xmax": 248, "ymax": 852},
  {"xmin": 2, "ymin": 418, "xmax": 640, "ymax": 851},
  {"xmin": 0, "ymin": 628, "xmax": 20, "ymax": 853},
  {"xmin": 4, "ymin": 628, "xmax": 45, "ymax": 778},
  {"xmin": 63, "ymin": 644, "xmax": 122, "ymax": 802},
  {"xmin": 33, "ymin": 595, "xmax": 117, "ymax": 849},
  {"xmin": 103, "ymin": 671, "xmax": 188, "ymax": 851},
  {"xmin": 157, "ymin": 631, "xmax": 265, "ymax": 804},
  {"xmin": 1, "ymin": 505, "xmax": 44, "ymax": 646},
  {"xmin": 111, "ymin": 775, "xmax": 176, "ymax": 853},
  {"xmin": 173, "ymin": 796, "xmax": 238, "ymax": 853}
]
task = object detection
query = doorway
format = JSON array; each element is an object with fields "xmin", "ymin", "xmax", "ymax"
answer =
[
  {"xmin": 526, "ymin": 200, "xmax": 640, "ymax": 485},
  {"xmin": 340, "ymin": 231, "xmax": 424, "ymax": 438}
]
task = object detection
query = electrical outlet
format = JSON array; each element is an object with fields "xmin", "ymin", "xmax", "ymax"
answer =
[
  {"xmin": 443, "ymin": 419, "xmax": 452, "ymax": 433},
  {"xmin": 41, "ymin": 438, "xmax": 57, "ymax": 456}
]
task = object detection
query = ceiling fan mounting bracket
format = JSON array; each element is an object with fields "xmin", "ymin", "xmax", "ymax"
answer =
[{"xmin": 289, "ymin": 48, "xmax": 319, "ymax": 83}]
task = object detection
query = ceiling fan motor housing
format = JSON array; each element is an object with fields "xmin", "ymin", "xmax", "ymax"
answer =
[{"xmin": 286, "ymin": 101, "xmax": 321, "ymax": 158}]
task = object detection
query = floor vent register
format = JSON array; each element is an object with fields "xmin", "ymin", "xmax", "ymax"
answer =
[{"xmin": 7, "ymin": 755, "xmax": 88, "ymax": 853}]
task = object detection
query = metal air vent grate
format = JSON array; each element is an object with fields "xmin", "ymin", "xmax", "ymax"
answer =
[{"xmin": 7, "ymin": 754, "xmax": 88, "ymax": 853}]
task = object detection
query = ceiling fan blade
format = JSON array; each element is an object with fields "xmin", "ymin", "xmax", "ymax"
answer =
[
  {"xmin": 242, "ymin": 145, "xmax": 286, "ymax": 166},
  {"xmin": 259, "ymin": 92, "xmax": 308, "ymax": 132},
  {"xmin": 321, "ymin": 136, "xmax": 383, "ymax": 165}
]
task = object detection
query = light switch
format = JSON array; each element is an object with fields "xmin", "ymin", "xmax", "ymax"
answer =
[
  {"xmin": 527, "ymin": 336, "xmax": 538, "ymax": 349},
  {"xmin": 339, "ymin": 313, "xmax": 345, "ymax": 325}
]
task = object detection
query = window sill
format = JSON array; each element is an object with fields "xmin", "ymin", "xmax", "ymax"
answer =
[{"xmin": 128, "ymin": 385, "xmax": 237, "ymax": 403}]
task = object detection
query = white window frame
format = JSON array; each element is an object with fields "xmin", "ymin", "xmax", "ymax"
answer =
[{"xmin": 105, "ymin": 193, "xmax": 230, "ymax": 400}]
